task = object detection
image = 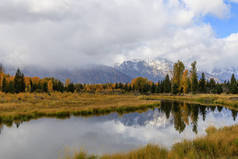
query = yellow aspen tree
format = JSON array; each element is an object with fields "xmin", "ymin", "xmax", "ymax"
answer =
[
  {"xmin": 48, "ymin": 80, "xmax": 53, "ymax": 92},
  {"xmin": 181, "ymin": 69, "xmax": 189, "ymax": 94},
  {"xmin": 65, "ymin": 78, "xmax": 71, "ymax": 88},
  {"xmin": 24, "ymin": 77, "xmax": 31, "ymax": 92},
  {"xmin": 0, "ymin": 72, "xmax": 4, "ymax": 91}
]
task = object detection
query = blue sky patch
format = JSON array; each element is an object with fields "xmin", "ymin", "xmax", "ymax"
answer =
[{"xmin": 203, "ymin": 2, "xmax": 238, "ymax": 38}]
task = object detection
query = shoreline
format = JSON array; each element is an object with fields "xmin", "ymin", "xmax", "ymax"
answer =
[{"xmin": 1, "ymin": 93, "xmax": 238, "ymax": 125}]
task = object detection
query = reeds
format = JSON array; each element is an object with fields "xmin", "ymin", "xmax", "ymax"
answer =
[{"xmin": 0, "ymin": 92, "xmax": 160, "ymax": 125}]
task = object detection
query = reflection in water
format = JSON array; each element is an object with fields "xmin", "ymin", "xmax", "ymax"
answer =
[{"xmin": 0, "ymin": 101, "xmax": 237, "ymax": 159}]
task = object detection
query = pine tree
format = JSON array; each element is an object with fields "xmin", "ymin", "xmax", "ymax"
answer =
[
  {"xmin": 199, "ymin": 72, "xmax": 206, "ymax": 93},
  {"xmin": 2, "ymin": 77, "xmax": 7, "ymax": 93},
  {"xmin": 151, "ymin": 82, "xmax": 156, "ymax": 93},
  {"xmin": 8, "ymin": 81, "xmax": 15, "ymax": 93},
  {"xmin": 14, "ymin": 68, "xmax": 25, "ymax": 93},
  {"xmin": 209, "ymin": 78, "xmax": 216, "ymax": 93},
  {"xmin": 30, "ymin": 79, "xmax": 33, "ymax": 92},
  {"xmin": 67, "ymin": 83, "xmax": 75, "ymax": 93},
  {"xmin": 230, "ymin": 74, "xmax": 238, "ymax": 94},
  {"xmin": 163, "ymin": 74, "xmax": 171, "ymax": 93},
  {"xmin": 42, "ymin": 82, "xmax": 48, "ymax": 92},
  {"xmin": 190, "ymin": 61, "xmax": 198, "ymax": 94},
  {"xmin": 172, "ymin": 83, "xmax": 179, "ymax": 95}
]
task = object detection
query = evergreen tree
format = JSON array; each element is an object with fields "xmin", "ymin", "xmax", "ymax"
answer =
[
  {"xmin": 2, "ymin": 77, "xmax": 7, "ymax": 93},
  {"xmin": 14, "ymin": 68, "xmax": 25, "ymax": 93},
  {"xmin": 30, "ymin": 79, "xmax": 33, "ymax": 92},
  {"xmin": 209, "ymin": 78, "xmax": 216, "ymax": 93},
  {"xmin": 172, "ymin": 83, "xmax": 179, "ymax": 95},
  {"xmin": 42, "ymin": 82, "xmax": 48, "ymax": 92},
  {"xmin": 230, "ymin": 74, "xmax": 238, "ymax": 94},
  {"xmin": 151, "ymin": 82, "xmax": 156, "ymax": 93},
  {"xmin": 67, "ymin": 83, "xmax": 75, "ymax": 93},
  {"xmin": 163, "ymin": 75, "xmax": 171, "ymax": 93},
  {"xmin": 190, "ymin": 61, "xmax": 198, "ymax": 94},
  {"xmin": 8, "ymin": 81, "xmax": 15, "ymax": 93},
  {"xmin": 216, "ymin": 84, "xmax": 223, "ymax": 94},
  {"xmin": 199, "ymin": 72, "xmax": 206, "ymax": 93}
]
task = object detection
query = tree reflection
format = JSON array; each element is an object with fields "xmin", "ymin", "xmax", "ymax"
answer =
[
  {"xmin": 0, "ymin": 124, "xmax": 3, "ymax": 135},
  {"xmin": 0, "ymin": 101, "xmax": 237, "ymax": 136},
  {"xmin": 232, "ymin": 110, "xmax": 237, "ymax": 121},
  {"xmin": 159, "ymin": 100, "xmax": 238, "ymax": 134}
]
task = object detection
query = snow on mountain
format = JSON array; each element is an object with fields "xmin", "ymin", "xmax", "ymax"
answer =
[
  {"xmin": 4, "ymin": 57, "xmax": 229, "ymax": 83},
  {"xmin": 210, "ymin": 67, "xmax": 238, "ymax": 82},
  {"xmin": 116, "ymin": 57, "xmax": 219, "ymax": 82},
  {"xmin": 116, "ymin": 109, "xmax": 173, "ymax": 129},
  {"xmin": 115, "ymin": 57, "xmax": 173, "ymax": 82}
]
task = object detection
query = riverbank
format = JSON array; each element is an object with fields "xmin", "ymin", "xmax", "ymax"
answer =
[
  {"xmin": 64, "ymin": 125, "xmax": 238, "ymax": 159},
  {"xmin": 142, "ymin": 94, "xmax": 238, "ymax": 111},
  {"xmin": 1, "ymin": 93, "xmax": 238, "ymax": 125},
  {"xmin": 0, "ymin": 92, "xmax": 160, "ymax": 125}
]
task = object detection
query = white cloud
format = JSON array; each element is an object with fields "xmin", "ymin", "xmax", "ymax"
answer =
[
  {"xmin": 182, "ymin": 0, "xmax": 230, "ymax": 18},
  {"xmin": 0, "ymin": 0, "xmax": 236, "ymax": 70},
  {"xmin": 230, "ymin": 0, "xmax": 238, "ymax": 3}
]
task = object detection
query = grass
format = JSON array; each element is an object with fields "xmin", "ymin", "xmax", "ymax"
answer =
[
  {"xmin": 141, "ymin": 94, "xmax": 238, "ymax": 111},
  {"xmin": 0, "ymin": 92, "xmax": 160, "ymax": 125},
  {"xmin": 1, "ymin": 92, "xmax": 238, "ymax": 125},
  {"xmin": 65, "ymin": 125, "xmax": 238, "ymax": 159},
  {"xmin": 0, "ymin": 92, "xmax": 237, "ymax": 158}
]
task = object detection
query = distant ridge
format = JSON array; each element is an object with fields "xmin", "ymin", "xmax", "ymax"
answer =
[{"xmin": 3, "ymin": 57, "xmax": 230, "ymax": 84}]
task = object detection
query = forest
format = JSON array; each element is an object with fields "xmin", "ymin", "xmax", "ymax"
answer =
[{"xmin": 0, "ymin": 61, "xmax": 237, "ymax": 95}]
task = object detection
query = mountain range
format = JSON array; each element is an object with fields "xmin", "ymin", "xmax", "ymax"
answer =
[{"xmin": 4, "ymin": 57, "xmax": 235, "ymax": 83}]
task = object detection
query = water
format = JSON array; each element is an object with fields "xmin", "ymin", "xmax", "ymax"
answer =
[{"xmin": 0, "ymin": 100, "xmax": 237, "ymax": 159}]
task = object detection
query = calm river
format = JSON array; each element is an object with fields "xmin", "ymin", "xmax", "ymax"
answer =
[{"xmin": 0, "ymin": 100, "xmax": 237, "ymax": 159}]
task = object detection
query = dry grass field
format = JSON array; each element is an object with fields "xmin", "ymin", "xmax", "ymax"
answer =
[{"xmin": 0, "ymin": 92, "xmax": 159, "ymax": 125}]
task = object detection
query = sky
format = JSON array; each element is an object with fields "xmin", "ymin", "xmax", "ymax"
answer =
[{"xmin": 0, "ymin": 0, "xmax": 238, "ymax": 71}]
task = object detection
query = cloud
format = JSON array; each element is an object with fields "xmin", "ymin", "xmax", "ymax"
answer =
[
  {"xmin": 230, "ymin": 0, "xmax": 238, "ymax": 3},
  {"xmin": 0, "ymin": 0, "xmax": 236, "ymax": 71}
]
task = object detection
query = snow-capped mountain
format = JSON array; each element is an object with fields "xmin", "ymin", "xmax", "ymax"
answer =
[
  {"xmin": 211, "ymin": 67, "xmax": 238, "ymax": 82},
  {"xmin": 116, "ymin": 57, "xmax": 219, "ymax": 82},
  {"xmin": 115, "ymin": 57, "xmax": 173, "ymax": 82},
  {"xmin": 90, "ymin": 108, "xmax": 174, "ymax": 129},
  {"xmin": 4, "ymin": 57, "xmax": 230, "ymax": 83}
]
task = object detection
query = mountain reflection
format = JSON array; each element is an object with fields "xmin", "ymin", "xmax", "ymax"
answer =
[
  {"xmin": 0, "ymin": 100, "xmax": 237, "ymax": 135},
  {"xmin": 115, "ymin": 100, "xmax": 238, "ymax": 134},
  {"xmin": 159, "ymin": 101, "xmax": 237, "ymax": 134}
]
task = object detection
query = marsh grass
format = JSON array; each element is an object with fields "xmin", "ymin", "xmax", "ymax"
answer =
[
  {"xmin": 68, "ymin": 125, "xmax": 238, "ymax": 159},
  {"xmin": 0, "ymin": 92, "xmax": 160, "ymax": 125},
  {"xmin": 142, "ymin": 94, "xmax": 238, "ymax": 111},
  {"xmin": 1, "ymin": 92, "xmax": 238, "ymax": 126}
]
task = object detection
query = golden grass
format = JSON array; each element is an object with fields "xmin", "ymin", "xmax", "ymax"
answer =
[
  {"xmin": 142, "ymin": 94, "xmax": 238, "ymax": 111},
  {"xmin": 1, "ymin": 92, "xmax": 238, "ymax": 125},
  {"xmin": 68, "ymin": 125, "xmax": 238, "ymax": 159},
  {"xmin": 0, "ymin": 92, "xmax": 160, "ymax": 124}
]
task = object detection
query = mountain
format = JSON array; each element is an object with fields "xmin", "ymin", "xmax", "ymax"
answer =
[
  {"xmin": 116, "ymin": 58, "xmax": 219, "ymax": 82},
  {"xmin": 89, "ymin": 108, "xmax": 173, "ymax": 129},
  {"xmin": 6, "ymin": 65, "xmax": 132, "ymax": 84},
  {"xmin": 115, "ymin": 58, "xmax": 173, "ymax": 82},
  {"xmin": 4, "ymin": 57, "xmax": 223, "ymax": 83},
  {"xmin": 211, "ymin": 67, "xmax": 238, "ymax": 82}
]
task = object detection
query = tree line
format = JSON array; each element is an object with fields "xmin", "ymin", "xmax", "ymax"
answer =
[{"xmin": 0, "ymin": 61, "xmax": 238, "ymax": 94}]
